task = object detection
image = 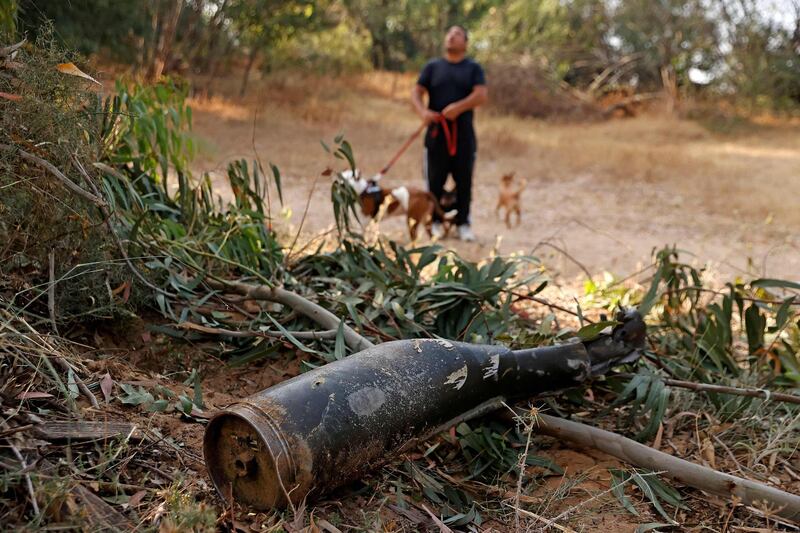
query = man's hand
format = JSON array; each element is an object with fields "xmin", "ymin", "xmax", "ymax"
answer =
[
  {"xmin": 441, "ymin": 103, "xmax": 462, "ymax": 121},
  {"xmin": 421, "ymin": 109, "xmax": 440, "ymax": 125}
]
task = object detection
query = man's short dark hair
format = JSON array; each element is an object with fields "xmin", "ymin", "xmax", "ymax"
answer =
[{"xmin": 449, "ymin": 25, "xmax": 469, "ymax": 41}]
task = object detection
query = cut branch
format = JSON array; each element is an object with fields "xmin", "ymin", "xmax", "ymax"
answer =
[
  {"xmin": 176, "ymin": 321, "xmax": 338, "ymax": 341},
  {"xmin": 207, "ymin": 279, "xmax": 374, "ymax": 352},
  {"xmin": 535, "ymin": 413, "xmax": 800, "ymax": 521},
  {"xmin": 0, "ymin": 144, "xmax": 106, "ymax": 206},
  {"xmin": 617, "ymin": 374, "xmax": 800, "ymax": 406},
  {"xmin": 9, "ymin": 443, "xmax": 39, "ymax": 517}
]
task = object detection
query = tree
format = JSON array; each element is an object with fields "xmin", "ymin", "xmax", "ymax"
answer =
[
  {"xmin": 17, "ymin": 0, "xmax": 150, "ymax": 61},
  {"xmin": 0, "ymin": 0, "xmax": 17, "ymax": 40},
  {"xmin": 145, "ymin": 0, "xmax": 183, "ymax": 81},
  {"xmin": 342, "ymin": 0, "xmax": 499, "ymax": 70},
  {"xmin": 719, "ymin": 0, "xmax": 800, "ymax": 111},
  {"xmin": 228, "ymin": 0, "xmax": 320, "ymax": 95},
  {"xmin": 612, "ymin": 0, "xmax": 720, "ymax": 111}
]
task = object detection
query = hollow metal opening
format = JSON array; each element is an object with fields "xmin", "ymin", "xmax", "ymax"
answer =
[{"xmin": 203, "ymin": 408, "xmax": 294, "ymax": 510}]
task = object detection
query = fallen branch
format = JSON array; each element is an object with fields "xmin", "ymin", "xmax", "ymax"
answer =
[
  {"xmin": 176, "ymin": 321, "xmax": 339, "ymax": 341},
  {"xmin": 511, "ymin": 292, "xmax": 593, "ymax": 323},
  {"xmin": 9, "ymin": 443, "xmax": 39, "ymax": 518},
  {"xmin": 207, "ymin": 279, "xmax": 374, "ymax": 352},
  {"xmin": 0, "ymin": 144, "xmax": 106, "ymax": 206},
  {"xmin": 602, "ymin": 92, "xmax": 662, "ymax": 116},
  {"xmin": 535, "ymin": 413, "xmax": 800, "ymax": 521},
  {"xmin": 501, "ymin": 503, "xmax": 578, "ymax": 533},
  {"xmin": 52, "ymin": 354, "xmax": 99, "ymax": 409},
  {"xmin": 617, "ymin": 374, "xmax": 800, "ymax": 406}
]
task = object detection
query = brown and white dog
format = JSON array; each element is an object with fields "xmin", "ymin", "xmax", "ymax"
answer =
[
  {"xmin": 496, "ymin": 172, "xmax": 526, "ymax": 228},
  {"xmin": 341, "ymin": 170, "xmax": 456, "ymax": 240}
]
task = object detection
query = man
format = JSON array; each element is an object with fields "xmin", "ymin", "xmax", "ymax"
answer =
[{"xmin": 411, "ymin": 25, "xmax": 488, "ymax": 242}]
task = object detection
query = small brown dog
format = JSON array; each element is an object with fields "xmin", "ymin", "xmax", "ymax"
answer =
[
  {"xmin": 342, "ymin": 170, "xmax": 456, "ymax": 240},
  {"xmin": 496, "ymin": 172, "xmax": 526, "ymax": 228}
]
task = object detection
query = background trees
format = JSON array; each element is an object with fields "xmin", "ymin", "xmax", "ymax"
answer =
[{"xmin": 9, "ymin": 0, "xmax": 800, "ymax": 111}]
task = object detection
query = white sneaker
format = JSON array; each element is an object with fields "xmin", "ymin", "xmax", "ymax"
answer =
[
  {"xmin": 458, "ymin": 224, "xmax": 476, "ymax": 242},
  {"xmin": 431, "ymin": 222, "xmax": 445, "ymax": 239}
]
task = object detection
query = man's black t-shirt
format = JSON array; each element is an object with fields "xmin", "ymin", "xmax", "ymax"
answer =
[{"xmin": 417, "ymin": 57, "xmax": 486, "ymax": 150}]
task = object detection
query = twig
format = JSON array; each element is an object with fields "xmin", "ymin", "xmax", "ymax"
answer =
[
  {"xmin": 418, "ymin": 504, "xmax": 454, "ymax": 533},
  {"xmin": 284, "ymin": 171, "xmax": 321, "ymax": 266},
  {"xmin": 712, "ymin": 433, "xmax": 748, "ymax": 477},
  {"xmin": 48, "ymin": 249, "xmax": 58, "ymax": 335},
  {"xmin": 0, "ymin": 144, "xmax": 106, "ymax": 206},
  {"xmin": 617, "ymin": 374, "xmax": 800, "ymax": 406},
  {"xmin": 502, "ymin": 503, "xmax": 578, "ymax": 533},
  {"xmin": 0, "ymin": 424, "xmax": 33, "ymax": 439},
  {"xmin": 535, "ymin": 413, "xmax": 800, "ymax": 521},
  {"xmin": 511, "ymin": 291, "xmax": 594, "ymax": 323},
  {"xmin": 549, "ymin": 470, "xmax": 658, "ymax": 525},
  {"xmin": 513, "ymin": 407, "xmax": 538, "ymax": 532},
  {"xmin": 531, "ymin": 241, "xmax": 594, "ymax": 281},
  {"xmin": 176, "ymin": 321, "xmax": 338, "ymax": 341},
  {"xmin": 9, "ymin": 443, "xmax": 40, "ymax": 517},
  {"xmin": 664, "ymin": 286, "xmax": 800, "ymax": 305},
  {"xmin": 53, "ymin": 354, "xmax": 99, "ymax": 408},
  {"xmin": 207, "ymin": 279, "xmax": 374, "ymax": 352},
  {"xmin": 398, "ymin": 396, "xmax": 506, "ymax": 454}
]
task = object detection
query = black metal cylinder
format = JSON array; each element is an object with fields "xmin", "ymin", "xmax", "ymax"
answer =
[
  {"xmin": 204, "ymin": 310, "xmax": 645, "ymax": 510},
  {"xmin": 213, "ymin": 350, "xmax": 572, "ymax": 507}
]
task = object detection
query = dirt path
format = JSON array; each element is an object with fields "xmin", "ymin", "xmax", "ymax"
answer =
[{"xmin": 189, "ymin": 76, "xmax": 800, "ymax": 282}]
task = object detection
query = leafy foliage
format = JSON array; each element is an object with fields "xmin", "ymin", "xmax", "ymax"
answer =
[
  {"xmin": 14, "ymin": 0, "xmax": 800, "ymax": 110},
  {"xmin": 610, "ymin": 468, "xmax": 686, "ymax": 524},
  {"xmin": 0, "ymin": 0, "xmax": 16, "ymax": 39}
]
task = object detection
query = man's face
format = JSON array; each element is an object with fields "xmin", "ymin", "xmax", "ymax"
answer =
[{"xmin": 445, "ymin": 26, "xmax": 467, "ymax": 54}]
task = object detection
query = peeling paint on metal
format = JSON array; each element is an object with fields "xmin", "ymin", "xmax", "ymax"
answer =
[
  {"xmin": 566, "ymin": 359, "xmax": 585, "ymax": 370},
  {"xmin": 435, "ymin": 339, "xmax": 455, "ymax": 351},
  {"xmin": 444, "ymin": 365, "xmax": 468, "ymax": 390},
  {"xmin": 483, "ymin": 354, "xmax": 500, "ymax": 379},
  {"xmin": 347, "ymin": 387, "xmax": 386, "ymax": 417}
]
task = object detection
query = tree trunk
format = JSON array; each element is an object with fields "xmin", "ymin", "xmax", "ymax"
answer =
[
  {"xmin": 208, "ymin": 38, "xmax": 234, "ymax": 84},
  {"xmin": 239, "ymin": 46, "xmax": 259, "ymax": 97},
  {"xmin": 146, "ymin": 0, "xmax": 183, "ymax": 82},
  {"xmin": 660, "ymin": 64, "xmax": 678, "ymax": 114},
  {"xmin": 140, "ymin": 0, "xmax": 161, "ymax": 76},
  {"xmin": 193, "ymin": 0, "xmax": 230, "ymax": 73},
  {"xmin": 370, "ymin": 37, "xmax": 385, "ymax": 69}
]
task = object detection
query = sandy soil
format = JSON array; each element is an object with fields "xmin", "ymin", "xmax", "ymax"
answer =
[{"xmin": 188, "ymin": 73, "xmax": 800, "ymax": 284}]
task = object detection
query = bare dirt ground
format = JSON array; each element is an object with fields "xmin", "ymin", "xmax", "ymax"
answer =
[{"xmin": 189, "ymin": 72, "xmax": 800, "ymax": 284}]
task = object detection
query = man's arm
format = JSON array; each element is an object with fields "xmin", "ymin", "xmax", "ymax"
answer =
[
  {"xmin": 441, "ymin": 85, "xmax": 488, "ymax": 121},
  {"xmin": 412, "ymin": 84, "xmax": 439, "ymax": 125}
]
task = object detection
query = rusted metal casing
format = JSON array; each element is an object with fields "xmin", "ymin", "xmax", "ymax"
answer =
[{"xmin": 204, "ymin": 310, "xmax": 645, "ymax": 510}]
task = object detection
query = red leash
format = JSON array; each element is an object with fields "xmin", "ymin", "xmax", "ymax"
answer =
[
  {"xmin": 378, "ymin": 114, "xmax": 457, "ymax": 176},
  {"xmin": 435, "ymin": 115, "xmax": 458, "ymax": 157}
]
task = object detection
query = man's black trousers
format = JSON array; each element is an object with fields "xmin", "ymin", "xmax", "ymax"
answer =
[{"xmin": 424, "ymin": 130, "xmax": 475, "ymax": 227}]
